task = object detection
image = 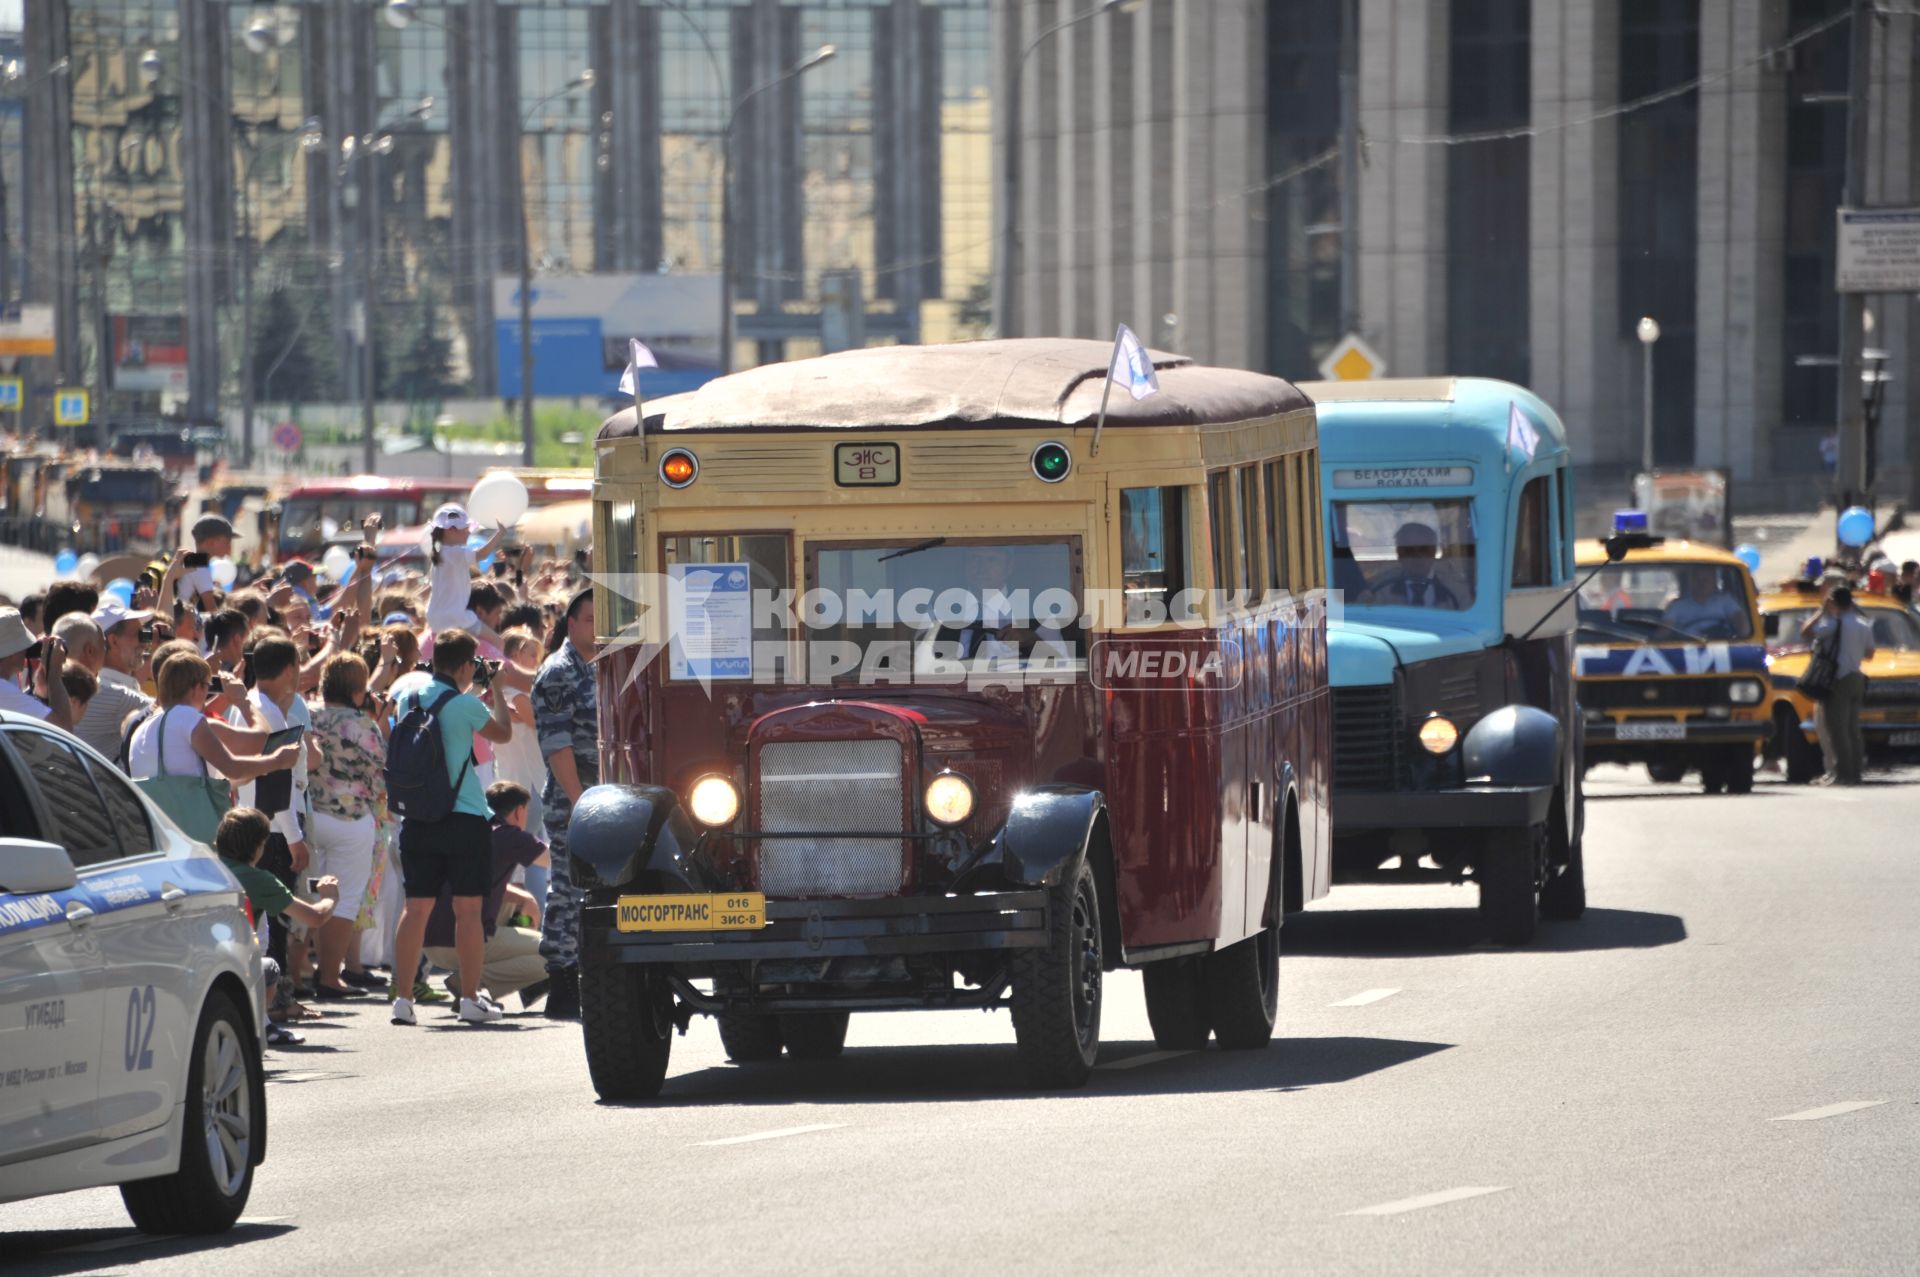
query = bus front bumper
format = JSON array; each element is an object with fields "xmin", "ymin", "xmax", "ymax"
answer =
[
  {"xmin": 580, "ymin": 890, "xmax": 1051, "ymax": 966},
  {"xmin": 1332, "ymin": 784, "xmax": 1554, "ymax": 833}
]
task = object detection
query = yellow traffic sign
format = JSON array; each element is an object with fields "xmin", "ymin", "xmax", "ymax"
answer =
[
  {"xmin": 53, "ymin": 388, "xmax": 90, "ymax": 427},
  {"xmin": 1318, "ymin": 332, "xmax": 1386, "ymax": 382}
]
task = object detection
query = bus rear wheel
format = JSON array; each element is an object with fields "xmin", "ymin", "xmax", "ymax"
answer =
[
  {"xmin": 1206, "ymin": 918, "xmax": 1279, "ymax": 1050},
  {"xmin": 1479, "ymin": 825, "xmax": 1542, "ymax": 946},
  {"xmin": 1011, "ymin": 857, "xmax": 1103, "ymax": 1088},
  {"xmin": 780, "ymin": 1012, "xmax": 851, "ymax": 1060},
  {"xmin": 1142, "ymin": 956, "xmax": 1211, "ymax": 1050},
  {"xmin": 716, "ymin": 1013, "xmax": 784, "ymax": 1062}
]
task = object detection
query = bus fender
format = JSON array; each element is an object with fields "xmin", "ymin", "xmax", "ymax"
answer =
[
  {"xmin": 1462, "ymin": 705, "xmax": 1561, "ymax": 791},
  {"xmin": 566, "ymin": 783, "xmax": 711, "ymax": 893},
  {"xmin": 985, "ymin": 786, "xmax": 1107, "ymax": 887}
]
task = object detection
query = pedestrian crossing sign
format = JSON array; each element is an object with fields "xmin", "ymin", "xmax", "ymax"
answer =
[
  {"xmin": 54, "ymin": 388, "xmax": 89, "ymax": 427},
  {"xmin": 0, "ymin": 378, "xmax": 20, "ymax": 412}
]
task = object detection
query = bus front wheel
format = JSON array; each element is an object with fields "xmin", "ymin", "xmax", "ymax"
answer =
[
  {"xmin": 1479, "ymin": 825, "xmax": 1542, "ymax": 946},
  {"xmin": 1011, "ymin": 857, "xmax": 1103, "ymax": 1088},
  {"xmin": 580, "ymin": 965, "xmax": 673, "ymax": 1101}
]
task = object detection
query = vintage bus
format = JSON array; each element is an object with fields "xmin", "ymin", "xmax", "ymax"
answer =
[
  {"xmin": 1310, "ymin": 378, "xmax": 1585, "ymax": 945},
  {"xmin": 571, "ymin": 338, "xmax": 1332, "ymax": 1098},
  {"xmin": 272, "ymin": 469, "xmax": 591, "ymax": 563}
]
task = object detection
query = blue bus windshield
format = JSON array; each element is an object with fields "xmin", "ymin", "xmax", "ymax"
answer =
[{"xmin": 1331, "ymin": 498, "xmax": 1477, "ymax": 612}]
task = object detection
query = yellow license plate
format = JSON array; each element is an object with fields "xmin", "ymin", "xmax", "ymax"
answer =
[{"xmin": 615, "ymin": 893, "xmax": 767, "ymax": 933}]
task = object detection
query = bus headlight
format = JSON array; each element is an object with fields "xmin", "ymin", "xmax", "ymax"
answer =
[
  {"xmin": 1728, "ymin": 679, "xmax": 1763, "ymax": 704},
  {"xmin": 1417, "ymin": 715, "xmax": 1459, "ymax": 754},
  {"xmin": 924, "ymin": 772, "xmax": 976, "ymax": 826},
  {"xmin": 687, "ymin": 774, "xmax": 740, "ymax": 826}
]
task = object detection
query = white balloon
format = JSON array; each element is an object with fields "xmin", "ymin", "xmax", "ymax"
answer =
[
  {"xmin": 76, "ymin": 553, "xmax": 101, "ymax": 578},
  {"xmin": 210, "ymin": 557, "xmax": 238, "ymax": 588},
  {"xmin": 321, "ymin": 545, "xmax": 354, "ymax": 582},
  {"xmin": 466, "ymin": 470, "xmax": 529, "ymax": 529},
  {"xmin": 320, "ymin": 516, "xmax": 340, "ymax": 540}
]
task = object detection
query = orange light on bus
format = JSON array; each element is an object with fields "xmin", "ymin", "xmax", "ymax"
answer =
[{"xmin": 660, "ymin": 449, "xmax": 699, "ymax": 488}]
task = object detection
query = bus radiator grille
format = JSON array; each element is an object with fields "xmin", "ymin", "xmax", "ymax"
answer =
[
  {"xmin": 755, "ymin": 739, "xmax": 909, "ymax": 896},
  {"xmin": 1332, "ymin": 685, "xmax": 1401, "ymax": 791}
]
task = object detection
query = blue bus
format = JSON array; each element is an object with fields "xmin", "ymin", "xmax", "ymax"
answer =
[{"xmin": 1309, "ymin": 377, "xmax": 1585, "ymax": 945}]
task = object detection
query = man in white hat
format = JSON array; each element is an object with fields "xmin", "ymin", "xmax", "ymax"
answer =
[
  {"xmin": 0, "ymin": 607, "xmax": 75, "ymax": 730},
  {"xmin": 51, "ymin": 612, "xmax": 148, "ymax": 761}
]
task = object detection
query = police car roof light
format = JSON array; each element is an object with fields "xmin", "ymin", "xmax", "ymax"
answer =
[{"xmin": 1613, "ymin": 509, "xmax": 1649, "ymax": 535}]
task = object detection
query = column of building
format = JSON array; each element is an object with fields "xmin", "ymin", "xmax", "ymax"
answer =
[
  {"xmin": 21, "ymin": 0, "xmax": 75, "ymax": 425},
  {"xmin": 1866, "ymin": 6, "xmax": 1917, "ymax": 491},
  {"xmin": 1529, "ymin": 0, "xmax": 1625, "ymax": 467},
  {"xmin": 1694, "ymin": 0, "xmax": 1788, "ymax": 483},
  {"xmin": 1355, "ymin": 0, "xmax": 1448, "ymax": 378}
]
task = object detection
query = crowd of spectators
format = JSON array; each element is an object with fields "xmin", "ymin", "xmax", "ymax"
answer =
[{"xmin": 0, "ymin": 502, "xmax": 597, "ymax": 1048}]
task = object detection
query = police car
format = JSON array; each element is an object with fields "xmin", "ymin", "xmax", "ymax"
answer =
[{"xmin": 0, "ymin": 709, "xmax": 266, "ymax": 1234}]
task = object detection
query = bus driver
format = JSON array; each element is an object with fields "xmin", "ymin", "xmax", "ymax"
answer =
[{"xmin": 1369, "ymin": 522, "xmax": 1463, "ymax": 610}]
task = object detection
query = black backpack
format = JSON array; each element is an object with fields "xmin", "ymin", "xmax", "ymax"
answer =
[{"xmin": 384, "ymin": 686, "xmax": 472, "ymax": 822}]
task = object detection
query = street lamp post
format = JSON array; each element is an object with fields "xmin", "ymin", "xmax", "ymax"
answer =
[
  {"xmin": 995, "ymin": 0, "xmax": 1131, "ymax": 339},
  {"xmin": 718, "ymin": 44, "xmax": 836, "ymax": 376},
  {"xmin": 514, "ymin": 69, "xmax": 594, "ymax": 467},
  {"xmin": 238, "ymin": 119, "xmax": 325, "ymax": 470},
  {"xmin": 1636, "ymin": 315, "xmax": 1661, "ymax": 475}
]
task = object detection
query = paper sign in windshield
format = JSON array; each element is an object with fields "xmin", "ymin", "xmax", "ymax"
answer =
[{"xmin": 669, "ymin": 562, "xmax": 755, "ymax": 681}]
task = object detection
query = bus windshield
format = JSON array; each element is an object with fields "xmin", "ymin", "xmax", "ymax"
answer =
[
  {"xmin": 1579, "ymin": 564, "xmax": 1754, "ymax": 641},
  {"xmin": 78, "ymin": 470, "xmax": 165, "ymax": 504},
  {"xmin": 1331, "ymin": 498, "xmax": 1477, "ymax": 611},
  {"xmin": 809, "ymin": 538, "xmax": 1083, "ymax": 670}
]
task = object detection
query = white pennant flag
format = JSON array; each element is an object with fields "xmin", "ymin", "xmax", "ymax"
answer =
[
  {"xmin": 1108, "ymin": 323, "xmax": 1161, "ymax": 402},
  {"xmin": 617, "ymin": 338, "xmax": 659, "ymax": 398},
  {"xmin": 1506, "ymin": 401, "xmax": 1539, "ymax": 463}
]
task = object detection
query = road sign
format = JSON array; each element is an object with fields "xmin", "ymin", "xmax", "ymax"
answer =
[
  {"xmin": 53, "ymin": 388, "xmax": 90, "ymax": 428},
  {"xmin": 1837, "ymin": 207, "xmax": 1920, "ymax": 293},
  {"xmin": 1318, "ymin": 332, "xmax": 1386, "ymax": 382},
  {"xmin": 0, "ymin": 377, "xmax": 20, "ymax": 412},
  {"xmin": 0, "ymin": 304, "xmax": 55, "ymax": 357},
  {"xmin": 271, "ymin": 420, "xmax": 303, "ymax": 452}
]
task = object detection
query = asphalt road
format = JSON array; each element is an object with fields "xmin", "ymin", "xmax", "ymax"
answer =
[{"xmin": 4, "ymin": 762, "xmax": 1916, "ymax": 1276}]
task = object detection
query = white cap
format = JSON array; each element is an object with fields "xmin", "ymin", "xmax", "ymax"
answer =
[
  {"xmin": 91, "ymin": 597, "xmax": 155, "ymax": 633},
  {"xmin": 431, "ymin": 503, "xmax": 471, "ymax": 532}
]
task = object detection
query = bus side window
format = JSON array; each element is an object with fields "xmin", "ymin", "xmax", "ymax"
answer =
[
  {"xmin": 1290, "ymin": 454, "xmax": 1311, "ymax": 588},
  {"xmin": 597, "ymin": 499, "xmax": 640, "ymax": 633},
  {"xmin": 1236, "ymin": 466, "xmax": 1259, "ymax": 597},
  {"xmin": 1513, "ymin": 476, "xmax": 1553, "ymax": 588},
  {"xmin": 1304, "ymin": 450, "xmax": 1324, "ymax": 590},
  {"xmin": 1263, "ymin": 459, "xmax": 1289, "ymax": 591},
  {"xmin": 1121, "ymin": 486, "xmax": 1188, "ymax": 625},
  {"xmin": 1207, "ymin": 471, "xmax": 1234, "ymax": 593}
]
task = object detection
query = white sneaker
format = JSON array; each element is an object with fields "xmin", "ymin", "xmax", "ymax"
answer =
[
  {"xmin": 458, "ymin": 996, "xmax": 504, "ymax": 1024},
  {"xmin": 390, "ymin": 996, "xmax": 417, "ymax": 1026}
]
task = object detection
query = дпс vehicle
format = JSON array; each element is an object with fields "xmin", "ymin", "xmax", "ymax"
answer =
[{"xmin": 569, "ymin": 338, "xmax": 1333, "ymax": 1098}]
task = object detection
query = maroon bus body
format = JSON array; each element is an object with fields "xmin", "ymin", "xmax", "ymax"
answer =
[{"xmin": 595, "ymin": 601, "xmax": 1329, "ymax": 959}]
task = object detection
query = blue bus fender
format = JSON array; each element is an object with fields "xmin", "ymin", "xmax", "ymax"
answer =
[
  {"xmin": 1462, "ymin": 705, "xmax": 1562, "ymax": 790},
  {"xmin": 984, "ymin": 785, "xmax": 1107, "ymax": 887},
  {"xmin": 567, "ymin": 783, "xmax": 711, "ymax": 893}
]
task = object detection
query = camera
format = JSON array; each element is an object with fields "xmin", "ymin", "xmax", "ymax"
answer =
[
  {"xmin": 355, "ymin": 545, "xmax": 378, "ymax": 561},
  {"xmin": 138, "ymin": 623, "xmax": 154, "ymax": 643},
  {"xmin": 307, "ymin": 877, "xmax": 322, "ymax": 895},
  {"xmin": 183, "ymin": 551, "xmax": 210, "ymax": 569},
  {"xmin": 242, "ymin": 651, "xmax": 256, "ymax": 688},
  {"xmin": 471, "ymin": 657, "xmax": 500, "ymax": 689}
]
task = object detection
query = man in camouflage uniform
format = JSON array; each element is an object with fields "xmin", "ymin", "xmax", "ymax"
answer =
[{"xmin": 534, "ymin": 588, "xmax": 599, "ymax": 1019}]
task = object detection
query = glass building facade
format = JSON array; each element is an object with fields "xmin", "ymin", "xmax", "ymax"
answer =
[{"xmin": 17, "ymin": 0, "xmax": 992, "ymax": 425}]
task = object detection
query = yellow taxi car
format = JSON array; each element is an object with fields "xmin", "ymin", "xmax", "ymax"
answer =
[
  {"xmin": 1575, "ymin": 518, "xmax": 1770, "ymax": 793},
  {"xmin": 1759, "ymin": 585, "xmax": 1920, "ymax": 782}
]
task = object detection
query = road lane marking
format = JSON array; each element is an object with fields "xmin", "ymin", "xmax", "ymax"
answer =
[
  {"xmin": 1344, "ymin": 1186, "xmax": 1509, "ymax": 1216},
  {"xmin": 1769, "ymin": 1100, "xmax": 1887, "ymax": 1122},
  {"xmin": 695, "ymin": 1123, "xmax": 845, "ymax": 1147},
  {"xmin": 1331, "ymin": 988, "xmax": 1401, "ymax": 1007},
  {"xmin": 1095, "ymin": 1049, "xmax": 1194, "ymax": 1071}
]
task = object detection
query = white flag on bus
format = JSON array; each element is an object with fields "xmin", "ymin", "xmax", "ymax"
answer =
[
  {"xmin": 1108, "ymin": 324, "xmax": 1161, "ymax": 402},
  {"xmin": 617, "ymin": 338, "xmax": 659, "ymax": 398}
]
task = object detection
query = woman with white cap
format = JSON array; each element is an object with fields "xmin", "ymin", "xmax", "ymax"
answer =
[{"xmin": 425, "ymin": 502, "xmax": 512, "ymax": 648}]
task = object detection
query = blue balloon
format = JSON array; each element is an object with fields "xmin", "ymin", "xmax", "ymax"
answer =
[
  {"xmin": 478, "ymin": 554, "xmax": 496, "ymax": 573},
  {"xmin": 1734, "ymin": 543, "xmax": 1762, "ymax": 573},
  {"xmin": 53, "ymin": 550, "xmax": 78, "ymax": 576},
  {"xmin": 105, "ymin": 577, "xmax": 135, "ymax": 605},
  {"xmin": 1837, "ymin": 505, "xmax": 1875, "ymax": 549}
]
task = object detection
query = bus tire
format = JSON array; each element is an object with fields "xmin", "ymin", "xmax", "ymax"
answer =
[
  {"xmin": 1010, "ymin": 857, "xmax": 1102, "ymax": 1088},
  {"xmin": 1541, "ymin": 782, "xmax": 1587, "ymax": 922},
  {"xmin": 1206, "ymin": 920, "xmax": 1279, "ymax": 1050},
  {"xmin": 1646, "ymin": 760, "xmax": 1687, "ymax": 784},
  {"xmin": 119, "ymin": 992, "xmax": 257, "ymax": 1235},
  {"xmin": 580, "ymin": 965, "xmax": 673, "ymax": 1101},
  {"xmin": 780, "ymin": 1012, "xmax": 850, "ymax": 1061},
  {"xmin": 1479, "ymin": 825, "xmax": 1541, "ymax": 946},
  {"xmin": 1141, "ymin": 957, "xmax": 1211, "ymax": 1050},
  {"xmin": 716, "ymin": 1013, "xmax": 784, "ymax": 1063}
]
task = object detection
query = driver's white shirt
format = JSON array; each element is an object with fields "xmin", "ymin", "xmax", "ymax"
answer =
[{"xmin": 1662, "ymin": 592, "xmax": 1745, "ymax": 634}]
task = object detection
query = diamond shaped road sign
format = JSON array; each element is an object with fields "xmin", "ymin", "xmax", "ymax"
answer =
[{"xmin": 1318, "ymin": 332, "xmax": 1386, "ymax": 382}]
